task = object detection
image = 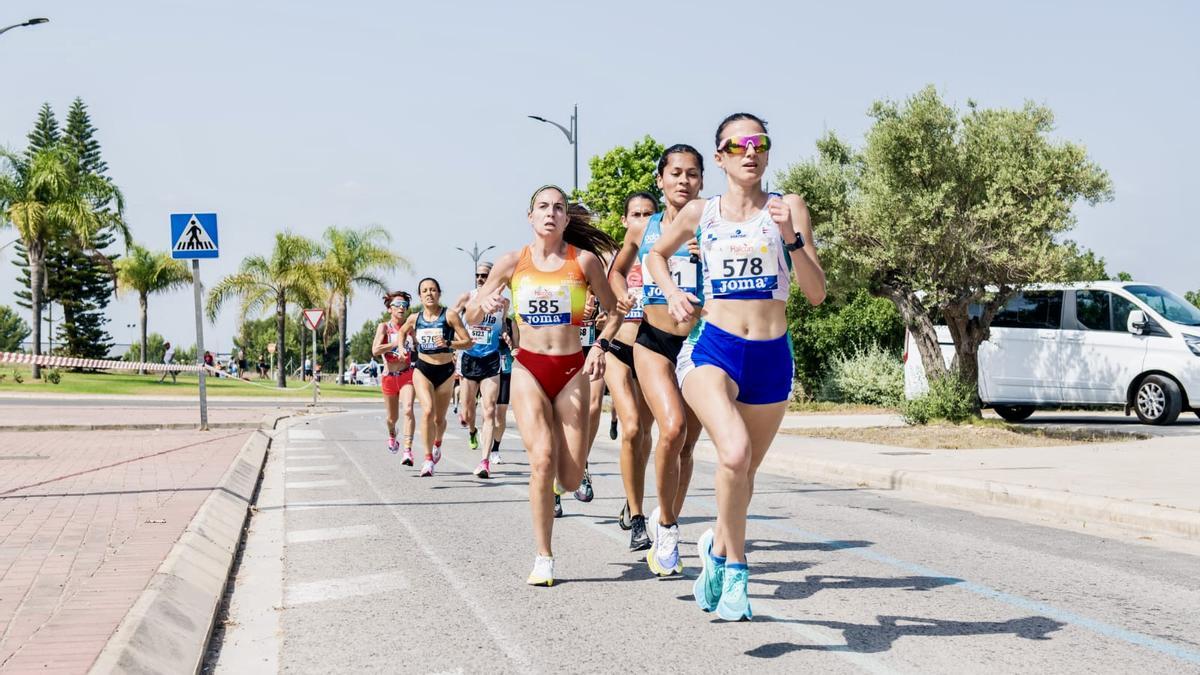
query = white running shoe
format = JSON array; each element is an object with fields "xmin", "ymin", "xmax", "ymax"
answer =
[
  {"xmin": 527, "ymin": 555, "xmax": 554, "ymax": 587},
  {"xmin": 489, "ymin": 449, "xmax": 500, "ymax": 465},
  {"xmin": 432, "ymin": 443, "xmax": 442, "ymax": 465},
  {"xmin": 419, "ymin": 459, "xmax": 435, "ymax": 477},
  {"xmin": 648, "ymin": 506, "xmax": 661, "ymax": 543}
]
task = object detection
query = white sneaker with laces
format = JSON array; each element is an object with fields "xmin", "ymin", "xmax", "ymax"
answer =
[
  {"xmin": 489, "ymin": 449, "xmax": 500, "ymax": 465},
  {"xmin": 419, "ymin": 459, "xmax": 435, "ymax": 477},
  {"xmin": 526, "ymin": 555, "xmax": 554, "ymax": 586}
]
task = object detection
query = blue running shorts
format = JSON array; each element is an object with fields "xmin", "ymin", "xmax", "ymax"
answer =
[{"xmin": 677, "ymin": 321, "xmax": 793, "ymax": 405}]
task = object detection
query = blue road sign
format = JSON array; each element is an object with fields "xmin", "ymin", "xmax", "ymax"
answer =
[{"xmin": 171, "ymin": 213, "xmax": 219, "ymax": 259}]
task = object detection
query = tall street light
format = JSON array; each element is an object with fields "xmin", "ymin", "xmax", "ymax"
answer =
[
  {"xmin": 528, "ymin": 103, "xmax": 578, "ymax": 193},
  {"xmin": 0, "ymin": 17, "xmax": 49, "ymax": 38},
  {"xmin": 455, "ymin": 242, "xmax": 496, "ymax": 284}
]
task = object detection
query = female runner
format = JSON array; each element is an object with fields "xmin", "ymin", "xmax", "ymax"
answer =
[
  {"xmin": 605, "ymin": 192, "xmax": 658, "ymax": 551},
  {"xmin": 466, "ymin": 185, "xmax": 621, "ymax": 586},
  {"xmin": 647, "ymin": 114, "xmax": 825, "ymax": 620},
  {"xmin": 372, "ymin": 291, "xmax": 417, "ymax": 462},
  {"xmin": 635, "ymin": 145, "xmax": 705, "ymax": 576},
  {"xmin": 398, "ymin": 277, "xmax": 473, "ymax": 477}
]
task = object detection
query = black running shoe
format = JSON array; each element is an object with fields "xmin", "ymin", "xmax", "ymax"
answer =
[
  {"xmin": 618, "ymin": 502, "xmax": 632, "ymax": 531},
  {"xmin": 554, "ymin": 494, "xmax": 563, "ymax": 519},
  {"xmin": 609, "ymin": 413, "xmax": 618, "ymax": 440},
  {"xmin": 629, "ymin": 515, "xmax": 651, "ymax": 551}
]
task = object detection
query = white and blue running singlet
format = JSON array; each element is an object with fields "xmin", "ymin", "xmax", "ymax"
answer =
[
  {"xmin": 697, "ymin": 194, "xmax": 792, "ymax": 302},
  {"xmin": 640, "ymin": 212, "xmax": 703, "ymax": 306},
  {"xmin": 465, "ymin": 288, "xmax": 503, "ymax": 358}
]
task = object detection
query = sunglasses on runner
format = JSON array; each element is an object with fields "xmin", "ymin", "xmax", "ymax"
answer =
[
  {"xmin": 719, "ymin": 133, "xmax": 771, "ymax": 155},
  {"xmin": 475, "ymin": 273, "xmax": 489, "ymax": 279},
  {"xmin": 389, "ymin": 299, "xmax": 409, "ymax": 309}
]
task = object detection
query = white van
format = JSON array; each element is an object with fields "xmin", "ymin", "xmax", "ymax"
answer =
[{"xmin": 903, "ymin": 282, "xmax": 1200, "ymax": 425}]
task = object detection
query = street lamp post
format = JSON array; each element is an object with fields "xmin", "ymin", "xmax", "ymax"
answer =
[
  {"xmin": 528, "ymin": 103, "xmax": 579, "ymax": 193},
  {"xmin": 0, "ymin": 17, "xmax": 49, "ymax": 38},
  {"xmin": 455, "ymin": 242, "xmax": 496, "ymax": 284}
]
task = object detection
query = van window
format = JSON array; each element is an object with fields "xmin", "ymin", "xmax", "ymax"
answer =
[
  {"xmin": 1126, "ymin": 285, "xmax": 1200, "ymax": 326},
  {"xmin": 1076, "ymin": 291, "xmax": 1138, "ymax": 331},
  {"xmin": 991, "ymin": 291, "xmax": 1063, "ymax": 329}
]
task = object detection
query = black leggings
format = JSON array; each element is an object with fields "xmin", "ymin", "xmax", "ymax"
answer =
[{"xmin": 415, "ymin": 359, "xmax": 456, "ymax": 388}]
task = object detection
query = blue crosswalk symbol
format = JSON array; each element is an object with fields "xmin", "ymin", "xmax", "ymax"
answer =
[{"xmin": 171, "ymin": 213, "xmax": 219, "ymax": 259}]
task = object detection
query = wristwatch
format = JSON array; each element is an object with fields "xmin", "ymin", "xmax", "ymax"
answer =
[
  {"xmin": 595, "ymin": 338, "xmax": 611, "ymax": 353},
  {"xmin": 784, "ymin": 233, "xmax": 806, "ymax": 251}
]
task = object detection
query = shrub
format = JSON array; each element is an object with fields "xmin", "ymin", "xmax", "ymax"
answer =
[
  {"xmin": 44, "ymin": 369, "xmax": 62, "ymax": 385},
  {"xmin": 818, "ymin": 345, "xmax": 903, "ymax": 406},
  {"xmin": 901, "ymin": 372, "xmax": 978, "ymax": 425}
]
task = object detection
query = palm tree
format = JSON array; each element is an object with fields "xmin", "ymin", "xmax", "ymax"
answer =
[
  {"xmin": 116, "ymin": 244, "xmax": 192, "ymax": 374},
  {"xmin": 319, "ymin": 225, "xmax": 407, "ymax": 383},
  {"xmin": 206, "ymin": 232, "xmax": 320, "ymax": 388},
  {"xmin": 0, "ymin": 145, "xmax": 125, "ymax": 378}
]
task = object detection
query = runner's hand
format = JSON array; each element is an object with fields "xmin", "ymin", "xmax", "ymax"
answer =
[
  {"xmin": 615, "ymin": 293, "xmax": 634, "ymax": 316},
  {"xmin": 767, "ymin": 194, "xmax": 793, "ymax": 237},
  {"xmin": 667, "ymin": 290, "xmax": 700, "ymax": 323},
  {"xmin": 584, "ymin": 345, "xmax": 606, "ymax": 381},
  {"xmin": 479, "ymin": 289, "xmax": 505, "ymax": 314},
  {"xmin": 686, "ymin": 237, "xmax": 700, "ymax": 258},
  {"xmin": 583, "ymin": 295, "xmax": 598, "ymax": 322},
  {"xmin": 434, "ymin": 337, "xmax": 447, "ymax": 349}
]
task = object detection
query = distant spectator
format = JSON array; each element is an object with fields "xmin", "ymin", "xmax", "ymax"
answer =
[
  {"xmin": 303, "ymin": 357, "xmax": 313, "ymax": 380},
  {"xmin": 237, "ymin": 350, "xmax": 248, "ymax": 380},
  {"xmin": 257, "ymin": 353, "xmax": 268, "ymax": 379},
  {"xmin": 158, "ymin": 341, "xmax": 177, "ymax": 384}
]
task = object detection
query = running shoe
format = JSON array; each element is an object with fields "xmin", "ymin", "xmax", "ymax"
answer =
[
  {"xmin": 553, "ymin": 494, "xmax": 563, "ymax": 518},
  {"xmin": 609, "ymin": 413, "xmax": 618, "ymax": 440},
  {"xmin": 648, "ymin": 506, "xmax": 661, "ymax": 542},
  {"xmin": 401, "ymin": 449, "xmax": 414, "ymax": 466},
  {"xmin": 693, "ymin": 528, "xmax": 724, "ymax": 612},
  {"xmin": 489, "ymin": 449, "xmax": 501, "ymax": 465},
  {"xmin": 629, "ymin": 515, "xmax": 651, "ymax": 551},
  {"xmin": 573, "ymin": 469, "xmax": 594, "ymax": 502},
  {"xmin": 419, "ymin": 459, "xmax": 435, "ymax": 477},
  {"xmin": 647, "ymin": 522, "xmax": 682, "ymax": 577},
  {"xmin": 716, "ymin": 565, "xmax": 753, "ymax": 621},
  {"xmin": 432, "ymin": 441, "xmax": 442, "ymax": 465},
  {"xmin": 526, "ymin": 555, "xmax": 554, "ymax": 587},
  {"xmin": 473, "ymin": 458, "xmax": 490, "ymax": 479},
  {"xmin": 617, "ymin": 502, "xmax": 632, "ymax": 531},
  {"xmin": 387, "ymin": 437, "xmax": 399, "ymax": 454},
  {"xmin": 459, "ymin": 414, "xmax": 466, "ymax": 428},
  {"xmin": 553, "ymin": 480, "xmax": 565, "ymax": 496},
  {"xmin": 468, "ymin": 430, "xmax": 479, "ymax": 449}
]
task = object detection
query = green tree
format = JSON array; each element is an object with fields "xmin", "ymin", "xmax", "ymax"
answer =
[
  {"xmin": 787, "ymin": 289, "xmax": 905, "ymax": 395},
  {"xmin": 1186, "ymin": 290, "xmax": 1200, "ymax": 309},
  {"xmin": 318, "ymin": 225, "xmax": 406, "ymax": 383},
  {"xmin": 233, "ymin": 315, "xmax": 302, "ymax": 375},
  {"xmin": 0, "ymin": 144, "xmax": 127, "ymax": 378},
  {"xmin": 776, "ymin": 87, "xmax": 1112, "ymax": 405},
  {"xmin": 349, "ymin": 312, "xmax": 389, "ymax": 363},
  {"xmin": 116, "ymin": 244, "xmax": 192, "ymax": 374},
  {"xmin": 125, "ymin": 333, "xmax": 196, "ymax": 365},
  {"xmin": 0, "ymin": 305, "xmax": 31, "ymax": 352},
  {"xmin": 1113, "ymin": 271, "xmax": 1133, "ymax": 282},
  {"xmin": 206, "ymin": 232, "xmax": 321, "ymax": 387},
  {"xmin": 576, "ymin": 135, "xmax": 664, "ymax": 241}
]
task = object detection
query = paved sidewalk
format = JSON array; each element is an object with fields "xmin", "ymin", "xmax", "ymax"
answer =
[
  {"xmin": 0, "ymin": 404, "xmax": 285, "ymax": 430},
  {"xmin": 0, "ymin": 425, "xmax": 258, "ymax": 672}
]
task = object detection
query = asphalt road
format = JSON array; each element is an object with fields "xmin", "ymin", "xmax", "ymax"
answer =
[{"xmin": 208, "ymin": 408, "xmax": 1200, "ymax": 674}]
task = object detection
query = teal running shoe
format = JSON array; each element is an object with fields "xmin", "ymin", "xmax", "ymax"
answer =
[
  {"xmin": 693, "ymin": 528, "xmax": 723, "ymax": 612},
  {"xmin": 716, "ymin": 565, "xmax": 753, "ymax": 621}
]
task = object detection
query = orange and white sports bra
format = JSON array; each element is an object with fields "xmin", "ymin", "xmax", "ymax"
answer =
[{"xmin": 510, "ymin": 244, "xmax": 589, "ymax": 327}]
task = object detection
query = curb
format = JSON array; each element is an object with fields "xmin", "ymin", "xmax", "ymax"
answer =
[
  {"xmin": 692, "ymin": 441, "xmax": 1200, "ymax": 541},
  {"xmin": 87, "ymin": 412, "xmax": 294, "ymax": 674},
  {"xmin": 1, "ymin": 422, "xmax": 267, "ymax": 432}
]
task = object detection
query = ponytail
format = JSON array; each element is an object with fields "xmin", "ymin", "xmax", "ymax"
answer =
[{"xmin": 529, "ymin": 184, "xmax": 619, "ymax": 258}]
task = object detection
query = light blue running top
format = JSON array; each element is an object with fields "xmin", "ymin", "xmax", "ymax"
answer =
[
  {"xmin": 639, "ymin": 212, "xmax": 703, "ymax": 307},
  {"xmin": 464, "ymin": 288, "xmax": 503, "ymax": 357}
]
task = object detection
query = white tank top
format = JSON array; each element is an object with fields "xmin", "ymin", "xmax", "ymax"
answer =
[{"xmin": 697, "ymin": 194, "xmax": 791, "ymax": 302}]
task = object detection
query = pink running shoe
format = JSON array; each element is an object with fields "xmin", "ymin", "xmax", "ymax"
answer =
[
  {"xmin": 401, "ymin": 449, "xmax": 414, "ymax": 466},
  {"xmin": 473, "ymin": 459, "xmax": 491, "ymax": 479},
  {"xmin": 387, "ymin": 438, "xmax": 399, "ymax": 454},
  {"xmin": 432, "ymin": 441, "xmax": 443, "ymax": 465},
  {"xmin": 419, "ymin": 459, "xmax": 435, "ymax": 477}
]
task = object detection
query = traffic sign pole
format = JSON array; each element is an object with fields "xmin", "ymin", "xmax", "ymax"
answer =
[
  {"xmin": 312, "ymin": 327, "xmax": 319, "ymax": 406},
  {"xmin": 192, "ymin": 259, "xmax": 208, "ymax": 430}
]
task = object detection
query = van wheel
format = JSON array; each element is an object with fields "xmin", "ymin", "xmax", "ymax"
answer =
[
  {"xmin": 994, "ymin": 405, "xmax": 1035, "ymax": 422},
  {"xmin": 1133, "ymin": 375, "xmax": 1183, "ymax": 425}
]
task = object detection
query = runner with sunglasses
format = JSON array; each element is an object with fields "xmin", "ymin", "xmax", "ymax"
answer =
[
  {"xmin": 636, "ymin": 145, "xmax": 706, "ymax": 576},
  {"xmin": 605, "ymin": 192, "xmax": 658, "ymax": 551},
  {"xmin": 397, "ymin": 277, "xmax": 474, "ymax": 477},
  {"xmin": 451, "ymin": 262, "xmax": 509, "ymax": 479},
  {"xmin": 466, "ymin": 186, "xmax": 621, "ymax": 586},
  {"xmin": 647, "ymin": 114, "xmax": 826, "ymax": 620},
  {"xmin": 372, "ymin": 291, "xmax": 417, "ymax": 461}
]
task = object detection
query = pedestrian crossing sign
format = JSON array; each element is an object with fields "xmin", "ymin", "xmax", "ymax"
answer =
[{"xmin": 170, "ymin": 213, "xmax": 219, "ymax": 259}]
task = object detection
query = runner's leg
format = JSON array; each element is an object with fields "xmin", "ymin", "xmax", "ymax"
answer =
[
  {"xmin": 635, "ymin": 344, "xmax": 688, "ymax": 525},
  {"xmin": 510, "ymin": 365, "xmax": 556, "ymax": 557},
  {"xmin": 682, "ymin": 366, "xmax": 748, "ymax": 562},
  {"xmin": 552, "ymin": 369, "xmax": 591, "ymax": 493},
  {"xmin": 478, "ymin": 375, "xmax": 500, "ymax": 461},
  {"xmin": 400, "ymin": 383, "xmax": 416, "ymax": 451},
  {"xmin": 413, "ymin": 369, "xmax": 438, "ymax": 461}
]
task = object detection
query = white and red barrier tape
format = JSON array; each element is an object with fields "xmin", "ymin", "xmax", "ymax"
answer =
[{"xmin": 0, "ymin": 351, "xmax": 209, "ymax": 374}]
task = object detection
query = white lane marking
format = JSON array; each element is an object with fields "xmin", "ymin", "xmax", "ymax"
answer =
[
  {"xmin": 287, "ymin": 524, "xmax": 377, "ymax": 544},
  {"xmin": 285, "ymin": 479, "xmax": 348, "ymax": 489},
  {"xmin": 286, "ymin": 454, "xmax": 335, "ymax": 460},
  {"xmin": 284, "ymin": 464, "xmax": 341, "ymax": 473},
  {"xmin": 285, "ymin": 571, "xmax": 407, "ymax": 606},
  {"xmin": 287, "ymin": 499, "xmax": 357, "ymax": 511},
  {"xmin": 287, "ymin": 429, "xmax": 326, "ymax": 440},
  {"xmin": 332, "ymin": 436, "xmax": 535, "ymax": 674}
]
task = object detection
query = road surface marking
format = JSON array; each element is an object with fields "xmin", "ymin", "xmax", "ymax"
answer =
[
  {"xmin": 286, "ymin": 571, "xmax": 408, "ymax": 606},
  {"xmin": 287, "ymin": 429, "xmax": 326, "ymax": 440},
  {"xmin": 287, "ymin": 524, "xmax": 377, "ymax": 544},
  {"xmin": 284, "ymin": 464, "xmax": 341, "ymax": 473},
  {"xmin": 285, "ymin": 479, "xmax": 348, "ymax": 489}
]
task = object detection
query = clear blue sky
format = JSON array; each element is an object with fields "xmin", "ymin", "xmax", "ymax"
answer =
[{"xmin": 2, "ymin": 0, "xmax": 1197, "ymax": 355}]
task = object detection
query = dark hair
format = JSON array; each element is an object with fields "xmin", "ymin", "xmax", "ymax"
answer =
[
  {"xmin": 382, "ymin": 290, "xmax": 411, "ymax": 308},
  {"xmin": 417, "ymin": 277, "xmax": 441, "ymax": 293},
  {"xmin": 623, "ymin": 191, "xmax": 658, "ymax": 216},
  {"xmin": 715, "ymin": 112, "xmax": 768, "ymax": 147},
  {"xmin": 529, "ymin": 185, "xmax": 619, "ymax": 257},
  {"xmin": 657, "ymin": 144, "xmax": 704, "ymax": 175}
]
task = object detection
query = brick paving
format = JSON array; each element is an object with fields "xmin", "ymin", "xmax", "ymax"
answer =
[
  {"xmin": 0, "ymin": 405, "xmax": 280, "ymax": 429},
  {"xmin": 0, "ymin": 427, "xmax": 255, "ymax": 673}
]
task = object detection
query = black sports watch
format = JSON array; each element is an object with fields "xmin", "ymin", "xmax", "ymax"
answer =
[
  {"xmin": 784, "ymin": 233, "xmax": 806, "ymax": 251},
  {"xmin": 595, "ymin": 338, "xmax": 611, "ymax": 353}
]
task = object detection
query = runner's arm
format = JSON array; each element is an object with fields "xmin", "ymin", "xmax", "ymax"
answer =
[
  {"xmin": 370, "ymin": 323, "xmax": 392, "ymax": 357},
  {"xmin": 778, "ymin": 193, "xmax": 826, "ymax": 306},
  {"xmin": 465, "ymin": 251, "xmax": 517, "ymax": 324},
  {"xmin": 647, "ymin": 198, "xmax": 704, "ymax": 321},
  {"xmin": 580, "ymin": 251, "xmax": 623, "ymax": 342},
  {"xmin": 445, "ymin": 311, "xmax": 475, "ymax": 351},
  {"xmin": 607, "ymin": 221, "xmax": 645, "ymax": 300}
]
